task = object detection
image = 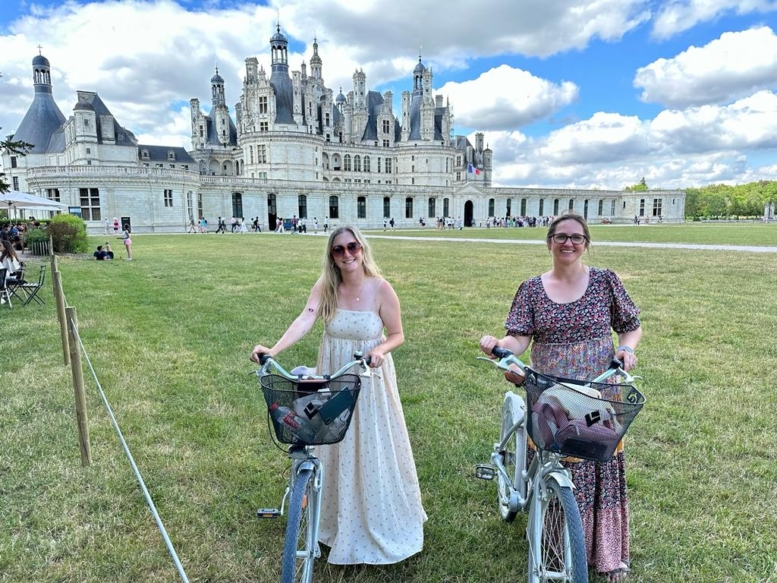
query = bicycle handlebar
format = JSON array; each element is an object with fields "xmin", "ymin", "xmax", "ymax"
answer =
[
  {"xmin": 479, "ymin": 346, "xmax": 638, "ymax": 385},
  {"xmin": 256, "ymin": 352, "xmax": 373, "ymax": 381}
]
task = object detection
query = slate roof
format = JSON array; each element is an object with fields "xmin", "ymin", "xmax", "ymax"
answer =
[
  {"xmin": 204, "ymin": 107, "xmax": 238, "ymax": 146},
  {"xmin": 138, "ymin": 145, "xmax": 196, "ymax": 163},
  {"xmin": 13, "ymin": 91, "xmax": 66, "ymax": 154}
]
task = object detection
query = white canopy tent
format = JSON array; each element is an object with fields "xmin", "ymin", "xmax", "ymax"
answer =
[{"xmin": 1, "ymin": 191, "xmax": 68, "ymax": 218}]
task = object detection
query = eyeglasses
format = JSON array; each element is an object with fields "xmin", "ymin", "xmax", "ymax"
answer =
[
  {"xmin": 550, "ymin": 233, "xmax": 588, "ymax": 245},
  {"xmin": 332, "ymin": 242, "xmax": 362, "ymax": 257}
]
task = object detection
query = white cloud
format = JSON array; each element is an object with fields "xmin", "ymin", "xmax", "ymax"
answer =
[
  {"xmin": 635, "ymin": 26, "xmax": 777, "ymax": 108},
  {"xmin": 439, "ymin": 66, "xmax": 578, "ymax": 131},
  {"xmin": 487, "ymin": 92, "xmax": 777, "ymax": 189},
  {"xmin": 652, "ymin": 0, "xmax": 777, "ymax": 39},
  {"xmin": 3, "ymin": 0, "xmax": 777, "ymax": 191}
]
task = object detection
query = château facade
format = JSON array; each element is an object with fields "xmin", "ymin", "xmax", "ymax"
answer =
[{"xmin": 3, "ymin": 31, "xmax": 685, "ymax": 231}]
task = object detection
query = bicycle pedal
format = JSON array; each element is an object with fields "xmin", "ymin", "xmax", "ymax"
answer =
[
  {"xmin": 257, "ymin": 508, "xmax": 281, "ymax": 518},
  {"xmin": 475, "ymin": 464, "xmax": 496, "ymax": 481}
]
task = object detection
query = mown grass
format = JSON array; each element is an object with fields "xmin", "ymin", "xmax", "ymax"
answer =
[
  {"xmin": 384, "ymin": 222, "xmax": 777, "ymax": 246},
  {"xmin": 2, "ymin": 228, "xmax": 776, "ymax": 583}
]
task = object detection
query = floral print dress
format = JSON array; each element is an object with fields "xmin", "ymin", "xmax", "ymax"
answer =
[{"xmin": 505, "ymin": 267, "xmax": 641, "ymax": 575}]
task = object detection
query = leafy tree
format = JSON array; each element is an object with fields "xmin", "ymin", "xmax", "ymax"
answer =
[
  {"xmin": 1, "ymin": 128, "xmax": 34, "ymax": 193},
  {"xmin": 624, "ymin": 177, "xmax": 648, "ymax": 192}
]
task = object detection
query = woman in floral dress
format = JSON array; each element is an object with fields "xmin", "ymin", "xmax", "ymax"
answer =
[{"xmin": 480, "ymin": 212, "xmax": 642, "ymax": 583}]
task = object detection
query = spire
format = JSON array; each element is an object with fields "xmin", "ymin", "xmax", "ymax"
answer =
[{"xmin": 211, "ymin": 67, "xmax": 225, "ymax": 106}]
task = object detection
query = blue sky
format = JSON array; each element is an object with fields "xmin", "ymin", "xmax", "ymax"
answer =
[{"xmin": 2, "ymin": 0, "xmax": 777, "ymax": 190}]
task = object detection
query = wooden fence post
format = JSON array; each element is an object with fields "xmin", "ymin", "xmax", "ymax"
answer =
[
  {"xmin": 53, "ymin": 263, "xmax": 70, "ymax": 366},
  {"xmin": 66, "ymin": 306, "xmax": 91, "ymax": 466}
]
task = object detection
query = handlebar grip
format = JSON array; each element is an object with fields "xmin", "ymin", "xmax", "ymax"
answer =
[
  {"xmin": 609, "ymin": 358, "xmax": 624, "ymax": 370},
  {"xmin": 364, "ymin": 355, "xmax": 372, "ymax": 366},
  {"xmin": 492, "ymin": 346, "xmax": 514, "ymax": 359},
  {"xmin": 259, "ymin": 353, "xmax": 271, "ymax": 365}
]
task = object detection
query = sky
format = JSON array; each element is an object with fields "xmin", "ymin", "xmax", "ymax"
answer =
[{"xmin": 2, "ymin": 0, "xmax": 777, "ymax": 190}]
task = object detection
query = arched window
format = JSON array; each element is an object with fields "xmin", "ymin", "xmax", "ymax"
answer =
[
  {"xmin": 364, "ymin": 156, "xmax": 370, "ymax": 173},
  {"xmin": 298, "ymin": 194, "xmax": 307, "ymax": 219},
  {"xmin": 598, "ymin": 200, "xmax": 604, "ymax": 215},
  {"xmin": 343, "ymin": 154, "xmax": 351, "ymax": 171},
  {"xmin": 506, "ymin": 198, "xmax": 512, "ymax": 217},
  {"xmin": 428, "ymin": 198, "xmax": 436, "ymax": 218},
  {"xmin": 488, "ymin": 198, "xmax": 495, "ymax": 217},
  {"xmin": 354, "ymin": 155, "xmax": 361, "ymax": 172},
  {"xmin": 358, "ymin": 196, "xmax": 367, "ymax": 219},
  {"xmin": 383, "ymin": 196, "xmax": 390, "ymax": 218},
  {"xmin": 329, "ymin": 195, "xmax": 340, "ymax": 219},
  {"xmin": 553, "ymin": 199, "xmax": 560, "ymax": 215},
  {"xmin": 568, "ymin": 199, "xmax": 574, "ymax": 211},
  {"xmin": 539, "ymin": 199, "xmax": 545, "ymax": 216},
  {"xmin": 443, "ymin": 197, "xmax": 450, "ymax": 217},
  {"xmin": 583, "ymin": 199, "xmax": 589, "ymax": 219},
  {"xmin": 520, "ymin": 198, "xmax": 527, "ymax": 216},
  {"xmin": 405, "ymin": 197, "xmax": 413, "ymax": 219}
]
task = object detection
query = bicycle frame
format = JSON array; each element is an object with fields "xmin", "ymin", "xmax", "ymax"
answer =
[
  {"xmin": 256, "ymin": 353, "xmax": 371, "ymax": 583},
  {"xmin": 477, "ymin": 347, "xmax": 640, "ymax": 583}
]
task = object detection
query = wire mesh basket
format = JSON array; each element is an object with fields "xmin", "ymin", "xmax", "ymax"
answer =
[
  {"xmin": 523, "ymin": 369, "xmax": 645, "ymax": 462},
  {"xmin": 259, "ymin": 373, "xmax": 362, "ymax": 445}
]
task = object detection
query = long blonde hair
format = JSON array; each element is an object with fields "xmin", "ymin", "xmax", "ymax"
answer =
[{"xmin": 317, "ymin": 226, "xmax": 382, "ymax": 323}]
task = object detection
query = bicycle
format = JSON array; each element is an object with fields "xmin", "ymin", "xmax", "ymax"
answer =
[
  {"xmin": 475, "ymin": 347, "xmax": 645, "ymax": 583},
  {"xmin": 255, "ymin": 352, "xmax": 373, "ymax": 583}
]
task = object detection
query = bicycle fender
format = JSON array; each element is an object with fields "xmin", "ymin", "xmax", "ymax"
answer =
[{"xmin": 545, "ymin": 470, "xmax": 575, "ymax": 490}]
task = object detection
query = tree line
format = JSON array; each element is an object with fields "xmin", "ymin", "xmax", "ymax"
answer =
[{"xmin": 626, "ymin": 178, "xmax": 775, "ymax": 219}]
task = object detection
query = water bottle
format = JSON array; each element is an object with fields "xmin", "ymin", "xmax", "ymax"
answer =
[{"xmin": 269, "ymin": 403, "xmax": 317, "ymax": 442}]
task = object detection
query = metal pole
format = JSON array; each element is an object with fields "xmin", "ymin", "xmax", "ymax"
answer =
[{"xmin": 66, "ymin": 306, "xmax": 91, "ymax": 466}]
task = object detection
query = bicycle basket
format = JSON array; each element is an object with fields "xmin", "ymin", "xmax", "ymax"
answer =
[
  {"xmin": 523, "ymin": 369, "xmax": 645, "ymax": 462},
  {"xmin": 260, "ymin": 373, "xmax": 361, "ymax": 445}
]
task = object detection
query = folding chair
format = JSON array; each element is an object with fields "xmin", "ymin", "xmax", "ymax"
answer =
[
  {"xmin": 0, "ymin": 268, "xmax": 11, "ymax": 308},
  {"xmin": 6, "ymin": 262, "xmax": 25, "ymax": 302},
  {"xmin": 18, "ymin": 264, "xmax": 46, "ymax": 307}
]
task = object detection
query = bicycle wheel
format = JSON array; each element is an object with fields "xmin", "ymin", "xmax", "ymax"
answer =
[
  {"xmin": 497, "ymin": 391, "xmax": 526, "ymax": 522},
  {"xmin": 281, "ymin": 468, "xmax": 318, "ymax": 583},
  {"xmin": 527, "ymin": 478, "xmax": 587, "ymax": 583}
]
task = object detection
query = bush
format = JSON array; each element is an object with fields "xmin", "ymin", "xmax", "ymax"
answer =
[
  {"xmin": 47, "ymin": 214, "xmax": 89, "ymax": 253},
  {"xmin": 24, "ymin": 228, "xmax": 49, "ymax": 244}
]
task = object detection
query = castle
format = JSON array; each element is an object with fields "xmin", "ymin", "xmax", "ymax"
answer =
[{"xmin": 3, "ymin": 29, "xmax": 685, "ymax": 230}]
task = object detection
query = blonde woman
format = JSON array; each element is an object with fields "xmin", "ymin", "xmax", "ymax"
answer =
[{"xmin": 251, "ymin": 226, "xmax": 426, "ymax": 565}]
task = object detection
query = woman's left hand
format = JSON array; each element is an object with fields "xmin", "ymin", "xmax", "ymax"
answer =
[
  {"xmin": 616, "ymin": 348, "xmax": 638, "ymax": 371},
  {"xmin": 366, "ymin": 348, "xmax": 385, "ymax": 368}
]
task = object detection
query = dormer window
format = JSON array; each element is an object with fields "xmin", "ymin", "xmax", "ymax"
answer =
[
  {"xmin": 141, "ymin": 150, "xmax": 150, "ymax": 159},
  {"xmin": 168, "ymin": 151, "xmax": 176, "ymax": 160}
]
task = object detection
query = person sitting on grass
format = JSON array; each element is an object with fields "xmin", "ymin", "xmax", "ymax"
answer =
[
  {"xmin": 93, "ymin": 245, "xmax": 108, "ymax": 260},
  {"xmin": 104, "ymin": 243, "xmax": 114, "ymax": 260}
]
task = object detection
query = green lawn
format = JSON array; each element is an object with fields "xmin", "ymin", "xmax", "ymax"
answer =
[
  {"xmin": 381, "ymin": 221, "xmax": 777, "ymax": 246},
  {"xmin": 2, "ymin": 229, "xmax": 776, "ymax": 583}
]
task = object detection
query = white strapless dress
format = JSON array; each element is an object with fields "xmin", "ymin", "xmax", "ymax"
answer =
[{"xmin": 316, "ymin": 308, "xmax": 427, "ymax": 564}]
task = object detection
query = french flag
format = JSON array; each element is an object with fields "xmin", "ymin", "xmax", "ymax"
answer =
[{"xmin": 467, "ymin": 164, "xmax": 481, "ymax": 176}]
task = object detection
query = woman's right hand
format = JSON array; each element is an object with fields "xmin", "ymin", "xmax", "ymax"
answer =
[
  {"xmin": 479, "ymin": 335, "xmax": 499, "ymax": 357},
  {"xmin": 251, "ymin": 344, "xmax": 273, "ymax": 364}
]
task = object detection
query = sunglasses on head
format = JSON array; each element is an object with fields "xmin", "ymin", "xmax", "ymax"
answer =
[{"xmin": 332, "ymin": 241, "xmax": 362, "ymax": 257}]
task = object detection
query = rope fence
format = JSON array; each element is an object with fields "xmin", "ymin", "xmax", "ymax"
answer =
[{"xmin": 50, "ymin": 246, "xmax": 191, "ymax": 583}]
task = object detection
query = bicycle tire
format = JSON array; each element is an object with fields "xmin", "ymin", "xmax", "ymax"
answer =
[
  {"xmin": 281, "ymin": 468, "xmax": 317, "ymax": 583},
  {"xmin": 497, "ymin": 392, "xmax": 527, "ymax": 522},
  {"xmin": 528, "ymin": 478, "xmax": 587, "ymax": 583}
]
